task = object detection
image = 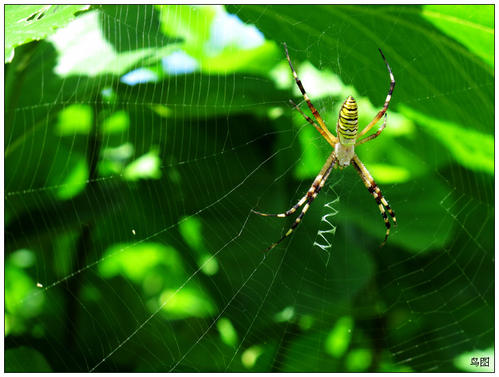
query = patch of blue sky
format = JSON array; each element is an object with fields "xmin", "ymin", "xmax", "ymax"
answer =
[
  {"xmin": 120, "ymin": 68, "xmax": 158, "ymax": 86},
  {"xmin": 162, "ymin": 51, "xmax": 199, "ymax": 75},
  {"xmin": 208, "ymin": 12, "xmax": 265, "ymax": 53}
]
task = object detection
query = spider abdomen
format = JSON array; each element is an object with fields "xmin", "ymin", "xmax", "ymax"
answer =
[{"xmin": 337, "ymin": 96, "xmax": 358, "ymax": 146}]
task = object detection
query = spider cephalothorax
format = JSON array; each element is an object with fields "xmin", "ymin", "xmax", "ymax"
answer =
[{"xmin": 253, "ymin": 43, "xmax": 397, "ymax": 252}]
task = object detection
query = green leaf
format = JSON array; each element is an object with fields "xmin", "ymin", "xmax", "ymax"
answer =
[
  {"xmin": 54, "ymin": 156, "xmax": 89, "ymax": 200},
  {"xmin": 400, "ymin": 105, "xmax": 493, "ymax": 175},
  {"xmin": 100, "ymin": 110, "xmax": 130, "ymax": 134},
  {"xmin": 422, "ymin": 5, "xmax": 494, "ymax": 68},
  {"xmin": 5, "ymin": 5, "xmax": 90, "ymax": 63},
  {"xmin": 160, "ymin": 287, "xmax": 217, "ymax": 319},
  {"xmin": 55, "ymin": 104, "xmax": 93, "ymax": 135},
  {"xmin": 179, "ymin": 216, "xmax": 204, "ymax": 251},
  {"xmin": 99, "ymin": 243, "xmax": 183, "ymax": 283},
  {"xmin": 156, "ymin": 5, "xmax": 279, "ymax": 74},
  {"xmin": 5, "ymin": 347, "xmax": 52, "ymax": 372},
  {"xmin": 453, "ymin": 347, "xmax": 494, "ymax": 372},
  {"xmin": 241, "ymin": 345, "xmax": 265, "ymax": 369},
  {"xmin": 341, "ymin": 174, "xmax": 455, "ymax": 252},
  {"xmin": 49, "ymin": 10, "xmax": 175, "ymax": 77},
  {"xmin": 228, "ymin": 5, "xmax": 493, "ymax": 136},
  {"xmin": 157, "ymin": 5, "xmax": 218, "ymax": 50},
  {"xmin": 217, "ymin": 317, "xmax": 239, "ymax": 347},
  {"xmin": 345, "ymin": 349, "xmax": 372, "ymax": 372},
  {"xmin": 325, "ymin": 316, "xmax": 354, "ymax": 358},
  {"xmin": 123, "ymin": 148, "xmax": 162, "ymax": 181}
]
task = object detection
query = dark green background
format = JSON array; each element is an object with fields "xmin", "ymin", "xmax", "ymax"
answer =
[{"xmin": 5, "ymin": 5, "xmax": 494, "ymax": 372}]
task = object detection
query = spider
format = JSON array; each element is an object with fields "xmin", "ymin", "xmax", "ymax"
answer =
[{"xmin": 253, "ymin": 43, "xmax": 397, "ymax": 252}]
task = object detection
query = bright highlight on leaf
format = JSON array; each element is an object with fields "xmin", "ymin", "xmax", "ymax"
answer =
[
  {"xmin": 325, "ymin": 316, "xmax": 353, "ymax": 358},
  {"xmin": 241, "ymin": 345, "xmax": 264, "ymax": 369},
  {"xmin": 274, "ymin": 306, "xmax": 295, "ymax": 323},
  {"xmin": 156, "ymin": 5, "xmax": 278, "ymax": 74},
  {"xmin": 453, "ymin": 347, "xmax": 494, "ymax": 372},
  {"xmin": 198, "ymin": 254, "xmax": 219, "ymax": 275},
  {"xmin": 422, "ymin": 5, "xmax": 493, "ymax": 69},
  {"xmin": 179, "ymin": 216, "xmax": 219, "ymax": 275},
  {"xmin": 400, "ymin": 105, "xmax": 493, "ymax": 175},
  {"xmin": 367, "ymin": 163, "xmax": 411, "ymax": 184},
  {"xmin": 5, "ymin": 265, "xmax": 45, "ymax": 330},
  {"xmin": 159, "ymin": 288, "xmax": 216, "ymax": 319},
  {"xmin": 55, "ymin": 104, "xmax": 93, "ymax": 135},
  {"xmin": 99, "ymin": 243, "xmax": 183, "ymax": 283},
  {"xmin": 5, "ymin": 5, "xmax": 90, "ymax": 63},
  {"xmin": 49, "ymin": 11, "xmax": 173, "ymax": 77},
  {"xmin": 123, "ymin": 148, "xmax": 162, "ymax": 181},
  {"xmin": 179, "ymin": 216, "xmax": 203, "ymax": 251},
  {"xmin": 217, "ymin": 317, "xmax": 238, "ymax": 347},
  {"xmin": 55, "ymin": 157, "xmax": 89, "ymax": 200},
  {"xmin": 9, "ymin": 249, "xmax": 36, "ymax": 268},
  {"xmin": 345, "ymin": 348, "xmax": 372, "ymax": 372},
  {"xmin": 100, "ymin": 111, "xmax": 130, "ymax": 134}
]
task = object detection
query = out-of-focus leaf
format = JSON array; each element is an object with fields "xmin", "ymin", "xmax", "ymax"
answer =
[
  {"xmin": 422, "ymin": 5, "xmax": 494, "ymax": 68},
  {"xmin": 341, "ymin": 174, "xmax": 454, "ymax": 252},
  {"xmin": 241, "ymin": 345, "xmax": 265, "ymax": 369},
  {"xmin": 217, "ymin": 317, "xmax": 239, "ymax": 347},
  {"xmin": 325, "ymin": 316, "xmax": 354, "ymax": 358},
  {"xmin": 123, "ymin": 148, "xmax": 162, "ymax": 181},
  {"xmin": 5, "ymin": 265, "xmax": 45, "ymax": 321},
  {"xmin": 99, "ymin": 243, "xmax": 183, "ymax": 283},
  {"xmin": 400, "ymin": 105, "xmax": 493, "ymax": 175},
  {"xmin": 280, "ymin": 331, "xmax": 339, "ymax": 371},
  {"xmin": 158, "ymin": 5, "xmax": 218, "ymax": 50},
  {"xmin": 100, "ymin": 110, "xmax": 130, "ymax": 134},
  {"xmin": 160, "ymin": 287, "xmax": 217, "ymax": 319},
  {"xmin": 345, "ymin": 349, "xmax": 372, "ymax": 372},
  {"xmin": 5, "ymin": 4, "xmax": 90, "ymax": 63},
  {"xmin": 55, "ymin": 104, "xmax": 93, "ymax": 135},
  {"xmin": 453, "ymin": 347, "xmax": 494, "ymax": 372},
  {"xmin": 49, "ymin": 10, "xmax": 175, "ymax": 77},
  {"xmin": 228, "ymin": 5, "xmax": 493, "ymax": 136},
  {"xmin": 157, "ymin": 5, "xmax": 279, "ymax": 74},
  {"xmin": 5, "ymin": 347, "xmax": 52, "ymax": 372},
  {"xmin": 54, "ymin": 156, "xmax": 89, "ymax": 200}
]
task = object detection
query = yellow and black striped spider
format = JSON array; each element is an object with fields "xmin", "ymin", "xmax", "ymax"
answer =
[{"xmin": 254, "ymin": 43, "xmax": 397, "ymax": 252}]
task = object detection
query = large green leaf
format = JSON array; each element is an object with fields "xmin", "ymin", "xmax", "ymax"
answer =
[
  {"xmin": 5, "ymin": 5, "xmax": 90, "ymax": 63},
  {"xmin": 5, "ymin": 5, "xmax": 493, "ymax": 373},
  {"xmin": 422, "ymin": 5, "xmax": 493, "ymax": 68},
  {"xmin": 227, "ymin": 5, "xmax": 493, "ymax": 134}
]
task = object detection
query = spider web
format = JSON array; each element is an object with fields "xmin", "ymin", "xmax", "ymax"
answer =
[{"xmin": 5, "ymin": 5, "xmax": 494, "ymax": 373}]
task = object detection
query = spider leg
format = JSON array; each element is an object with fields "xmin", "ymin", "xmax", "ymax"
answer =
[
  {"xmin": 252, "ymin": 194, "xmax": 307, "ymax": 218},
  {"xmin": 260, "ymin": 151, "xmax": 336, "ymax": 252},
  {"xmin": 289, "ymin": 100, "xmax": 335, "ymax": 148},
  {"xmin": 352, "ymin": 155, "xmax": 397, "ymax": 245},
  {"xmin": 357, "ymin": 49, "xmax": 395, "ymax": 139},
  {"xmin": 355, "ymin": 113, "xmax": 387, "ymax": 146},
  {"xmin": 254, "ymin": 150, "xmax": 336, "ymax": 218},
  {"xmin": 283, "ymin": 43, "xmax": 337, "ymax": 145}
]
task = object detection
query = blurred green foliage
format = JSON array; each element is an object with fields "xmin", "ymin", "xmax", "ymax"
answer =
[{"xmin": 5, "ymin": 4, "xmax": 493, "ymax": 372}]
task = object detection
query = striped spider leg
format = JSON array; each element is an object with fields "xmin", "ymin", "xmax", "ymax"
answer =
[
  {"xmin": 283, "ymin": 42, "xmax": 337, "ymax": 147},
  {"xmin": 351, "ymin": 155, "xmax": 397, "ymax": 245},
  {"xmin": 356, "ymin": 48, "xmax": 395, "ymax": 140},
  {"xmin": 253, "ymin": 151, "xmax": 336, "ymax": 252}
]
